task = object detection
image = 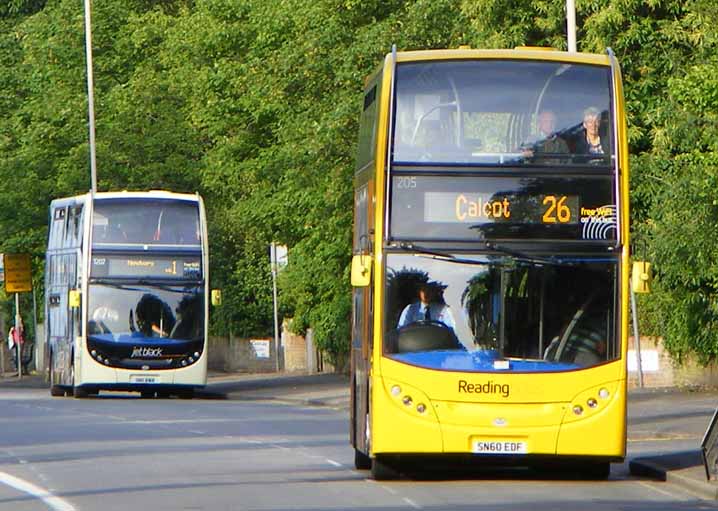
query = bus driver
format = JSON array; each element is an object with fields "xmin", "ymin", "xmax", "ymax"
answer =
[{"xmin": 397, "ymin": 282, "xmax": 456, "ymax": 331}]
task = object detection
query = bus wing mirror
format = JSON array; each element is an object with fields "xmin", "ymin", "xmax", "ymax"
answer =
[
  {"xmin": 351, "ymin": 254, "xmax": 372, "ymax": 287},
  {"xmin": 69, "ymin": 289, "xmax": 81, "ymax": 308},
  {"xmin": 211, "ymin": 289, "xmax": 222, "ymax": 306},
  {"xmin": 631, "ymin": 261, "xmax": 652, "ymax": 294}
]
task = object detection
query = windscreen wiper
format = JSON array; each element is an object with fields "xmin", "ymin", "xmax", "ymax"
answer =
[
  {"xmin": 392, "ymin": 242, "xmax": 487, "ymax": 265},
  {"xmin": 484, "ymin": 242, "xmax": 564, "ymax": 266}
]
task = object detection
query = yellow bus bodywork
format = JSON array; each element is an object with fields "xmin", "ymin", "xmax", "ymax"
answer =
[{"xmin": 358, "ymin": 47, "xmax": 631, "ymax": 463}]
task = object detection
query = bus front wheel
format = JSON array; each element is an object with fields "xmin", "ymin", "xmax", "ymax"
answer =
[
  {"xmin": 49, "ymin": 353, "xmax": 66, "ymax": 397},
  {"xmin": 354, "ymin": 448, "xmax": 371, "ymax": 470},
  {"xmin": 73, "ymin": 386, "xmax": 89, "ymax": 399},
  {"xmin": 371, "ymin": 456, "xmax": 400, "ymax": 480}
]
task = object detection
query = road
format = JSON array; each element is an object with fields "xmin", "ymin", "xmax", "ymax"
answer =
[{"xmin": 0, "ymin": 386, "xmax": 716, "ymax": 511}]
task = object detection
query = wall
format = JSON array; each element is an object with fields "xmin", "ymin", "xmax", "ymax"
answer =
[
  {"xmin": 207, "ymin": 323, "xmax": 324, "ymax": 374},
  {"xmin": 628, "ymin": 336, "xmax": 718, "ymax": 389}
]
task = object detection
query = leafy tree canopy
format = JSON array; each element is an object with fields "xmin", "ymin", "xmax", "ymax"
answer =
[{"xmin": 1, "ymin": 0, "xmax": 717, "ymax": 364}]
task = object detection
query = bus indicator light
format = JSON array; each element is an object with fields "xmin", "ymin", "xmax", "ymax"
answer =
[
  {"xmin": 587, "ymin": 398, "xmax": 598, "ymax": 408},
  {"xmin": 402, "ymin": 395, "xmax": 413, "ymax": 406},
  {"xmin": 572, "ymin": 405, "xmax": 584, "ymax": 415},
  {"xmin": 416, "ymin": 403, "xmax": 426, "ymax": 414}
]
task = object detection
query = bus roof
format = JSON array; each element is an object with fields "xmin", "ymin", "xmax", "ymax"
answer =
[
  {"xmin": 50, "ymin": 190, "xmax": 201, "ymax": 207},
  {"xmin": 392, "ymin": 48, "xmax": 611, "ymax": 67},
  {"xmin": 94, "ymin": 190, "xmax": 200, "ymax": 202}
]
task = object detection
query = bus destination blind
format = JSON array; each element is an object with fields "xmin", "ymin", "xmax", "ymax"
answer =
[
  {"xmin": 391, "ymin": 174, "xmax": 617, "ymax": 241},
  {"xmin": 91, "ymin": 255, "xmax": 202, "ymax": 279}
]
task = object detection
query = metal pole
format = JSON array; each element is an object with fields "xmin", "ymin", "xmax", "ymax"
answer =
[
  {"xmin": 0, "ymin": 318, "xmax": 4, "ymax": 376},
  {"xmin": 32, "ymin": 287, "xmax": 38, "ymax": 374},
  {"xmin": 630, "ymin": 285, "xmax": 644, "ymax": 388},
  {"xmin": 84, "ymin": 0, "xmax": 98, "ymax": 193},
  {"xmin": 566, "ymin": 0, "xmax": 577, "ymax": 52},
  {"xmin": 15, "ymin": 293, "xmax": 21, "ymax": 379},
  {"xmin": 271, "ymin": 244, "xmax": 280, "ymax": 372},
  {"xmin": 0, "ymin": 304, "xmax": 5, "ymax": 376}
]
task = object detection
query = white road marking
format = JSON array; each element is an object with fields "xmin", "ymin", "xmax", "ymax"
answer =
[
  {"xmin": 403, "ymin": 497, "xmax": 422, "ymax": 509},
  {"xmin": 326, "ymin": 459, "xmax": 342, "ymax": 467},
  {"xmin": 637, "ymin": 480, "xmax": 689, "ymax": 499},
  {"xmin": 0, "ymin": 471, "xmax": 76, "ymax": 511}
]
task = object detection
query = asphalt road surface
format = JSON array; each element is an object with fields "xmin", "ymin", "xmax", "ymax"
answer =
[{"xmin": 1, "ymin": 387, "xmax": 717, "ymax": 511}]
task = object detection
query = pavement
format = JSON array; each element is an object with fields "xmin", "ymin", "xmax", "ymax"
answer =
[{"xmin": 2, "ymin": 369, "xmax": 718, "ymax": 498}]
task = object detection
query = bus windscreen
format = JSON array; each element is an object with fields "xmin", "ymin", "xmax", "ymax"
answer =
[{"xmin": 383, "ymin": 253, "xmax": 618, "ymax": 373}]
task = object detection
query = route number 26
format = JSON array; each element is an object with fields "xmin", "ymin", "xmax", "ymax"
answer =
[{"xmin": 542, "ymin": 195, "xmax": 571, "ymax": 223}]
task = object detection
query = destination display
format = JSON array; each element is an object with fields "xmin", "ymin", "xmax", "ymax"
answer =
[
  {"xmin": 425, "ymin": 192, "xmax": 580, "ymax": 225},
  {"xmin": 91, "ymin": 255, "xmax": 202, "ymax": 279},
  {"xmin": 390, "ymin": 174, "xmax": 617, "ymax": 242}
]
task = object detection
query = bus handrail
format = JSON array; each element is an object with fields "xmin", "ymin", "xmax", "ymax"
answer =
[
  {"xmin": 384, "ymin": 44, "xmax": 397, "ymax": 241},
  {"xmin": 607, "ymin": 47, "xmax": 622, "ymax": 249}
]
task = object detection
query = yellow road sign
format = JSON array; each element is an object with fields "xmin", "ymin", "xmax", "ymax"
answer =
[{"xmin": 4, "ymin": 253, "xmax": 32, "ymax": 293}]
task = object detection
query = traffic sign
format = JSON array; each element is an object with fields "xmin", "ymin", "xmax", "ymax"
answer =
[{"xmin": 4, "ymin": 253, "xmax": 32, "ymax": 293}]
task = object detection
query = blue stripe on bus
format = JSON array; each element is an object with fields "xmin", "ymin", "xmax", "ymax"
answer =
[{"xmin": 390, "ymin": 350, "xmax": 579, "ymax": 372}]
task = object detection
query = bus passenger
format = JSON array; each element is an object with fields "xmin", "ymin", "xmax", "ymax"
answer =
[
  {"xmin": 574, "ymin": 107, "xmax": 609, "ymax": 157},
  {"xmin": 522, "ymin": 110, "xmax": 569, "ymax": 162},
  {"xmin": 7, "ymin": 318, "xmax": 25, "ymax": 371},
  {"xmin": 398, "ymin": 282, "xmax": 456, "ymax": 331}
]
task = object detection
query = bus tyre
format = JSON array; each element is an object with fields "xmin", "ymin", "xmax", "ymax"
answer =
[
  {"xmin": 354, "ymin": 448, "xmax": 371, "ymax": 470},
  {"xmin": 49, "ymin": 357, "xmax": 64, "ymax": 397},
  {"xmin": 73, "ymin": 386, "xmax": 89, "ymax": 399},
  {"xmin": 371, "ymin": 456, "xmax": 400, "ymax": 480}
]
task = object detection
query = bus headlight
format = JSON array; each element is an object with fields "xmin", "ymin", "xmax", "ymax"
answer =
[{"xmin": 391, "ymin": 385, "xmax": 401, "ymax": 396}]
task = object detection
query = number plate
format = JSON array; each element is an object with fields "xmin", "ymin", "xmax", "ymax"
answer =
[
  {"xmin": 130, "ymin": 374, "xmax": 159, "ymax": 384},
  {"xmin": 471, "ymin": 438, "xmax": 528, "ymax": 454}
]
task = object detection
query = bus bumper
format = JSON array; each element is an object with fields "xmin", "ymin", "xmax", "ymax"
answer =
[{"xmin": 371, "ymin": 375, "xmax": 625, "ymax": 460}]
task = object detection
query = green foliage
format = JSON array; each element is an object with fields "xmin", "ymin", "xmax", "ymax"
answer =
[{"xmin": 1, "ymin": 0, "xmax": 718, "ymax": 364}]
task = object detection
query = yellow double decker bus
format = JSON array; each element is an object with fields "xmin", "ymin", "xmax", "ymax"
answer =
[{"xmin": 350, "ymin": 47, "xmax": 629, "ymax": 480}]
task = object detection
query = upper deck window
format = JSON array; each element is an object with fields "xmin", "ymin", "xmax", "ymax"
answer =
[
  {"xmin": 92, "ymin": 198, "xmax": 201, "ymax": 247},
  {"xmin": 392, "ymin": 60, "xmax": 614, "ymax": 167}
]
